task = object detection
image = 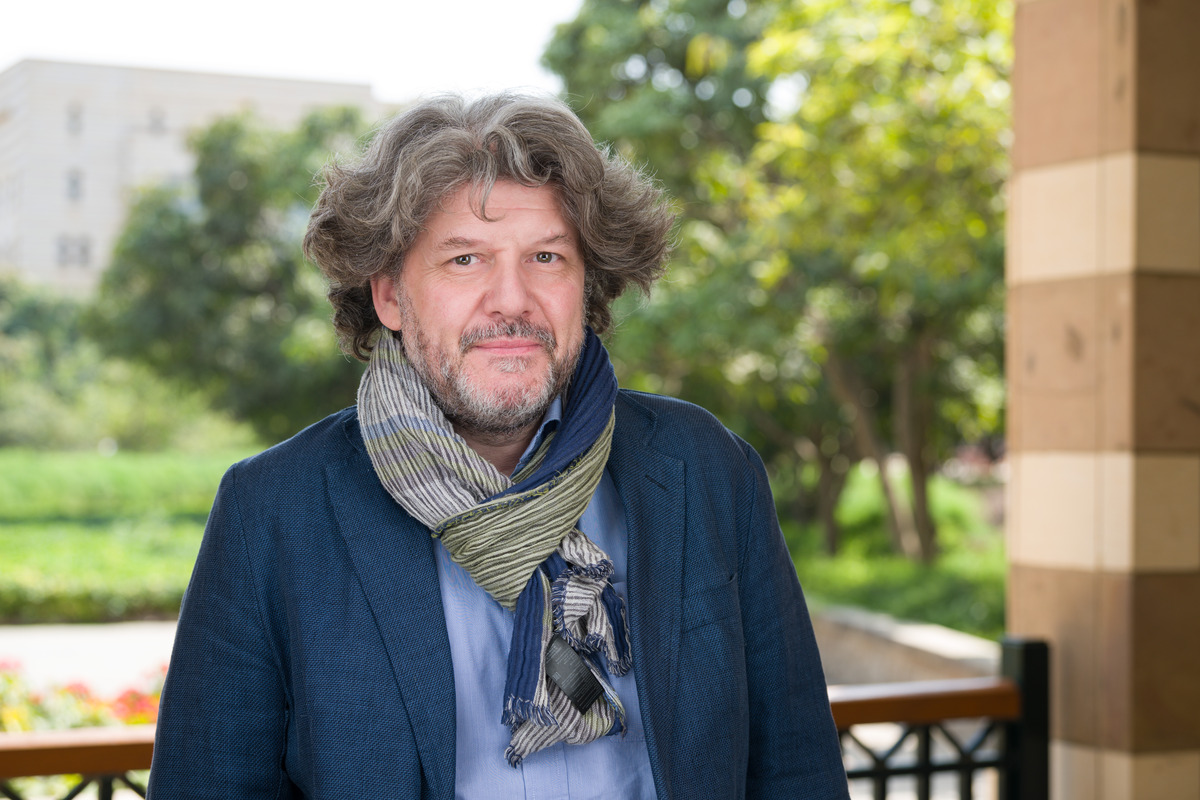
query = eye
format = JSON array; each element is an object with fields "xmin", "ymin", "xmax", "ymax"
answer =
[
  {"xmin": 534, "ymin": 252, "xmax": 558, "ymax": 264},
  {"xmin": 451, "ymin": 254, "xmax": 477, "ymax": 267}
]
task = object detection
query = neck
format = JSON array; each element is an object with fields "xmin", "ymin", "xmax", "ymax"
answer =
[{"xmin": 455, "ymin": 422, "xmax": 539, "ymax": 476}]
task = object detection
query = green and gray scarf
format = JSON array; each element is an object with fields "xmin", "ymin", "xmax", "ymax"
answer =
[{"xmin": 357, "ymin": 328, "xmax": 632, "ymax": 766}]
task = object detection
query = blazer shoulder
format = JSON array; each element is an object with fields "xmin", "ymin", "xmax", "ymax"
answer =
[
  {"xmin": 230, "ymin": 406, "xmax": 363, "ymax": 489},
  {"xmin": 616, "ymin": 389, "xmax": 728, "ymax": 434},
  {"xmin": 615, "ymin": 389, "xmax": 758, "ymax": 469}
]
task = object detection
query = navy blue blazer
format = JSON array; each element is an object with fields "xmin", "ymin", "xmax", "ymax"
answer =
[{"xmin": 148, "ymin": 390, "xmax": 849, "ymax": 799}]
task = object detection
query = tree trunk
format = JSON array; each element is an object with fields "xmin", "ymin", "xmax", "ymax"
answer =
[
  {"xmin": 814, "ymin": 448, "xmax": 847, "ymax": 555},
  {"xmin": 824, "ymin": 353, "xmax": 922, "ymax": 559},
  {"xmin": 895, "ymin": 335, "xmax": 938, "ymax": 563}
]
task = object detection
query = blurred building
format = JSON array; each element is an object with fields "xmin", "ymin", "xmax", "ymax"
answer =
[{"xmin": 0, "ymin": 59, "xmax": 379, "ymax": 296}]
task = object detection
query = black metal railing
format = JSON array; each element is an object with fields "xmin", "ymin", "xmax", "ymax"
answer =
[
  {"xmin": 0, "ymin": 639, "xmax": 1048, "ymax": 800},
  {"xmin": 829, "ymin": 638, "xmax": 1050, "ymax": 800}
]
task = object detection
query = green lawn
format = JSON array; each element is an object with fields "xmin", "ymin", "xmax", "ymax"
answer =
[
  {"xmin": 0, "ymin": 448, "xmax": 254, "ymax": 623},
  {"xmin": 1, "ymin": 448, "xmax": 1007, "ymax": 637},
  {"xmin": 782, "ymin": 467, "xmax": 1007, "ymax": 641}
]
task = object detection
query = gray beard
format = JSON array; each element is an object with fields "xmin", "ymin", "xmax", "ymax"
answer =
[{"xmin": 400, "ymin": 319, "xmax": 580, "ymax": 443}]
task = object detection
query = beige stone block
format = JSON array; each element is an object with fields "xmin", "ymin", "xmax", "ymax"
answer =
[
  {"xmin": 1006, "ymin": 178, "xmax": 1023, "ymax": 282},
  {"xmin": 1014, "ymin": 0, "xmax": 1104, "ymax": 169},
  {"xmin": 1135, "ymin": 455, "xmax": 1200, "ymax": 570},
  {"xmin": 1097, "ymin": 275, "xmax": 1135, "ymax": 450},
  {"xmin": 1136, "ymin": 154, "xmax": 1200, "ymax": 273},
  {"xmin": 1100, "ymin": 749, "xmax": 1200, "ymax": 800},
  {"xmin": 1101, "ymin": 453, "xmax": 1200, "ymax": 571},
  {"xmin": 1008, "ymin": 277, "xmax": 1105, "ymax": 451},
  {"xmin": 1010, "ymin": 452, "xmax": 1099, "ymax": 569},
  {"xmin": 1010, "ymin": 160, "xmax": 1101, "ymax": 285},
  {"xmin": 1100, "ymin": 452, "xmax": 1134, "ymax": 569},
  {"xmin": 1129, "ymin": 573, "xmax": 1200, "ymax": 750},
  {"xmin": 1099, "ymin": 0, "xmax": 1136, "ymax": 155},
  {"xmin": 1010, "ymin": 566, "xmax": 1102, "ymax": 744},
  {"xmin": 1099, "ymin": 152, "xmax": 1199, "ymax": 274},
  {"xmin": 1052, "ymin": 740, "xmax": 1098, "ymax": 800},
  {"xmin": 1101, "ymin": 153, "xmax": 1136, "ymax": 273},
  {"xmin": 1133, "ymin": 275, "xmax": 1200, "ymax": 451},
  {"xmin": 1136, "ymin": 0, "xmax": 1200, "ymax": 156}
]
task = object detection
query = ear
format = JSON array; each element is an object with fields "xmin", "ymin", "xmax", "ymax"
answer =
[{"xmin": 370, "ymin": 273, "xmax": 404, "ymax": 331}]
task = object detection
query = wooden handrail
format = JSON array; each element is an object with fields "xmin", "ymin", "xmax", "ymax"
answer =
[
  {"xmin": 828, "ymin": 676, "xmax": 1021, "ymax": 729},
  {"xmin": 0, "ymin": 678, "xmax": 1021, "ymax": 781},
  {"xmin": 0, "ymin": 724, "xmax": 155, "ymax": 780}
]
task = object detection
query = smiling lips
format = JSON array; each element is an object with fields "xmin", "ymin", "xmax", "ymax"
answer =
[
  {"xmin": 459, "ymin": 320, "xmax": 557, "ymax": 357},
  {"xmin": 470, "ymin": 337, "xmax": 547, "ymax": 357}
]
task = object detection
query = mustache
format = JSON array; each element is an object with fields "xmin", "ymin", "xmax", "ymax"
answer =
[{"xmin": 459, "ymin": 319, "xmax": 556, "ymax": 352}]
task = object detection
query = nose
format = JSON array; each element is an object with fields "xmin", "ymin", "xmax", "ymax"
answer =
[{"xmin": 482, "ymin": 257, "xmax": 534, "ymax": 318}]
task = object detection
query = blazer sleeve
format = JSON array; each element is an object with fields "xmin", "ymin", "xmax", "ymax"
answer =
[
  {"xmin": 148, "ymin": 466, "xmax": 296, "ymax": 799},
  {"xmin": 733, "ymin": 438, "xmax": 850, "ymax": 800}
]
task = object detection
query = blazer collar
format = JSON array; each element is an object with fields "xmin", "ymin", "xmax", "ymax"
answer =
[
  {"xmin": 326, "ymin": 415, "xmax": 456, "ymax": 800},
  {"xmin": 609, "ymin": 392, "xmax": 687, "ymax": 799}
]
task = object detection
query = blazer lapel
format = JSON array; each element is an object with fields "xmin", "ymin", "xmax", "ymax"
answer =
[
  {"xmin": 325, "ymin": 446, "xmax": 456, "ymax": 800},
  {"xmin": 609, "ymin": 394, "xmax": 687, "ymax": 799}
]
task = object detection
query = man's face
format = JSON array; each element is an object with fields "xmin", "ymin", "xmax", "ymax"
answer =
[{"xmin": 371, "ymin": 181, "xmax": 587, "ymax": 441}]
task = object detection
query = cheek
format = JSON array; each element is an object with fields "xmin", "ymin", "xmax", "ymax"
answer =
[{"xmin": 576, "ymin": 273, "xmax": 591, "ymax": 322}]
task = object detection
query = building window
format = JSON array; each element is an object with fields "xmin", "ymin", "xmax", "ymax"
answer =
[
  {"xmin": 148, "ymin": 107, "xmax": 166, "ymax": 134},
  {"xmin": 66, "ymin": 103, "xmax": 83, "ymax": 135},
  {"xmin": 67, "ymin": 169, "xmax": 83, "ymax": 201},
  {"xmin": 56, "ymin": 235, "xmax": 91, "ymax": 267}
]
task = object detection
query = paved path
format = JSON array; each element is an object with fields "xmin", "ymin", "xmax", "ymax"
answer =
[{"xmin": 0, "ymin": 621, "xmax": 176, "ymax": 698}]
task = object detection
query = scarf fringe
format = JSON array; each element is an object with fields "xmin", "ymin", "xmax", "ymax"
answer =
[
  {"xmin": 504, "ymin": 742, "xmax": 527, "ymax": 768},
  {"xmin": 502, "ymin": 695, "xmax": 558, "ymax": 728}
]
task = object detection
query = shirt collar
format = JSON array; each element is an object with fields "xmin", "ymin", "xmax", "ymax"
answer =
[{"xmin": 512, "ymin": 396, "xmax": 563, "ymax": 476}]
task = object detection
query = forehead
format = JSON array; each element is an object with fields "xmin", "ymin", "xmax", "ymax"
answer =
[{"xmin": 429, "ymin": 182, "xmax": 571, "ymax": 230}]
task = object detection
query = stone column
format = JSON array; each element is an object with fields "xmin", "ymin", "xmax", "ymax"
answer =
[{"xmin": 1006, "ymin": 0, "xmax": 1200, "ymax": 797}]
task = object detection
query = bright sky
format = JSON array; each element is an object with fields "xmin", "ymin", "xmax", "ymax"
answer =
[{"xmin": 2, "ymin": 0, "xmax": 586, "ymax": 104}]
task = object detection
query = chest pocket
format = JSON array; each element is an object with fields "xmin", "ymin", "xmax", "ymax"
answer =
[{"xmin": 680, "ymin": 573, "xmax": 740, "ymax": 633}]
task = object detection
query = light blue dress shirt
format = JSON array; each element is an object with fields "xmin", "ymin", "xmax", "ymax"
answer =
[{"xmin": 433, "ymin": 398, "xmax": 657, "ymax": 799}]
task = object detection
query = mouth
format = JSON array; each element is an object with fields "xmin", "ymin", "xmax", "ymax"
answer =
[
  {"xmin": 470, "ymin": 337, "xmax": 548, "ymax": 358},
  {"xmin": 460, "ymin": 321, "xmax": 556, "ymax": 357}
]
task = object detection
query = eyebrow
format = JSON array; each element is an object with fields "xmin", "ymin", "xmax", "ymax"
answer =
[
  {"xmin": 433, "ymin": 236, "xmax": 480, "ymax": 252},
  {"xmin": 430, "ymin": 232, "xmax": 578, "ymax": 252}
]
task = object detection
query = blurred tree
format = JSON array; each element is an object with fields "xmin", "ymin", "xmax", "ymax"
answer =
[
  {"xmin": 88, "ymin": 108, "xmax": 370, "ymax": 443},
  {"xmin": 546, "ymin": 0, "xmax": 868, "ymax": 550},
  {"xmin": 547, "ymin": 0, "xmax": 1010, "ymax": 560},
  {"xmin": 1, "ymin": 277, "xmax": 253, "ymax": 451},
  {"xmin": 544, "ymin": 0, "xmax": 770, "ymax": 223},
  {"xmin": 743, "ymin": 0, "xmax": 1010, "ymax": 561}
]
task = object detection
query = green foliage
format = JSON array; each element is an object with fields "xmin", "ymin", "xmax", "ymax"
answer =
[
  {"xmin": 785, "ymin": 467, "xmax": 1006, "ymax": 640},
  {"xmin": 793, "ymin": 464, "xmax": 998, "ymax": 556},
  {"xmin": 87, "ymin": 107, "xmax": 371, "ymax": 443},
  {"xmin": 748, "ymin": 0, "xmax": 1011, "ymax": 275},
  {"xmin": 0, "ymin": 449, "xmax": 248, "ymax": 623},
  {"xmin": 743, "ymin": 0, "xmax": 1011, "ymax": 457},
  {"xmin": 795, "ymin": 547, "xmax": 1005, "ymax": 641},
  {"xmin": 545, "ymin": 0, "xmax": 771, "ymax": 210},
  {"xmin": 0, "ymin": 277, "xmax": 257, "ymax": 451},
  {"xmin": 549, "ymin": 0, "xmax": 1011, "ymax": 560}
]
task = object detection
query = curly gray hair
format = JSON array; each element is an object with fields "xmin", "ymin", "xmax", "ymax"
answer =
[{"xmin": 303, "ymin": 92, "xmax": 677, "ymax": 361}]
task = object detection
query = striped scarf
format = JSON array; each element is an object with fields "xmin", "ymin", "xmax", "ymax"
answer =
[{"xmin": 357, "ymin": 328, "xmax": 632, "ymax": 766}]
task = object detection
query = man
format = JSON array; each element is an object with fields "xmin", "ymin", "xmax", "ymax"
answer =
[{"xmin": 149, "ymin": 93, "xmax": 849, "ymax": 799}]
